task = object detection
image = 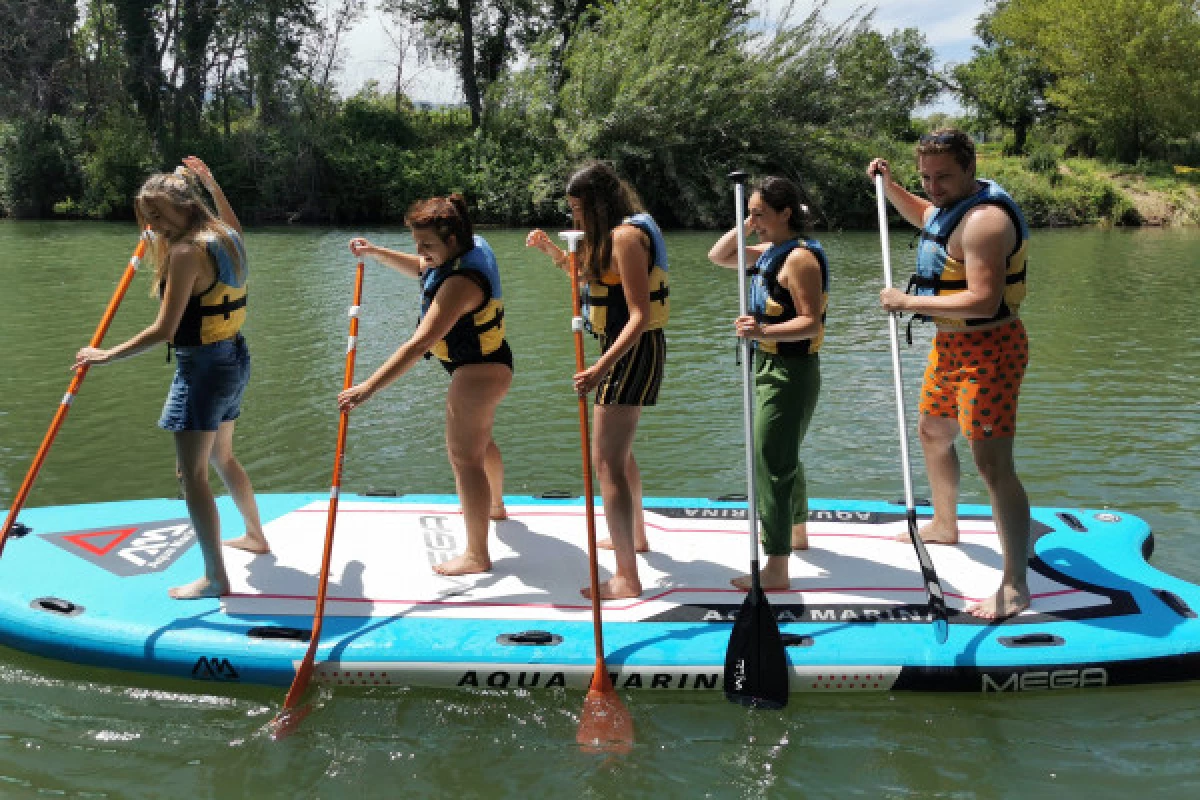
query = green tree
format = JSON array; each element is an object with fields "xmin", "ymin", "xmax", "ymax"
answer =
[
  {"xmin": 952, "ymin": 1, "xmax": 1053, "ymax": 154},
  {"xmin": 384, "ymin": 0, "xmax": 540, "ymax": 127},
  {"xmin": 557, "ymin": 0, "xmax": 763, "ymax": 225},
  {"xmin": 829, "ymin": 26, "xmax": 941, "ymax": 138},
  {"xmin": 990, "ymin": 0, "xmax": 1200, "ymax": 161},
  {"xmin": 0, "ymin": 0, "xmax": 81, "ymax": 216}
]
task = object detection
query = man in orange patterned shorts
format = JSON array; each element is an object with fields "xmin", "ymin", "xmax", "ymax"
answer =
[{"xmin": 868, "ymin": 129, "xmax": 1033, "ymax": 621}]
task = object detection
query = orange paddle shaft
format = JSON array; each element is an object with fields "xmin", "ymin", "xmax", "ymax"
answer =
[
  {"xmin": 280, "ymin": 258, "xmax": 365, "ymax": 711},
  {"xmin": 0, "ymin": 230, "xmax": 150, "ymax": 557},
  {"xmin": 563, "ymin": 233, "xmax": 612, "ymax": 688}
]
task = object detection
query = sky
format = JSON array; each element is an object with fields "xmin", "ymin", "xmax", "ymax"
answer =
[{"xmin": 335, "ymin": 0, "xmax": 991, "ymax": 110}]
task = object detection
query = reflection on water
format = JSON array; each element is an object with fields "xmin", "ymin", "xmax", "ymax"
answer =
[{"xmin": 1, "ymin": 222, "xmax": 1199, "ymax": 796}]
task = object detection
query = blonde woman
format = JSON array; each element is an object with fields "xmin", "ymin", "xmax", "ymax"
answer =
[{"xmin": 74, "ymin": 156, "xmax": 268, "ymax": 600}]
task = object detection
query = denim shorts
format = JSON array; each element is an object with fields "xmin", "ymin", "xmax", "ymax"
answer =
[{"xmin": 158, "ymin": 334, "xmax": 251, "ymax": 432}]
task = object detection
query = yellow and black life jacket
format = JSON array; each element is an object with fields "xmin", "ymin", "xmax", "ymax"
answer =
[
  {"xmin": 581, "ymin": 213, "xmax": 669, "ymax": 341},
  {"xmin": 170, "ymin": 226, "xmax": 248, "ymax": 347},
  {"xmin": 748, "ymin": 237, "xmax": 829, "ymax": 356},
  {"xmin": 419, "ymin": 235, "xmax": 506, "ymax": 367},
  {"xmin": 910, "ymin": 179, "xmax": 1028, "ymax": 329}
]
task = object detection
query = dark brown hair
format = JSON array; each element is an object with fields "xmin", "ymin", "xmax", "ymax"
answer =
[
  {"xmin": 404, "ymin": 193, "xmax": 474, "ymax": 255},
  {"xmin": 916, "ymin": 128, "xmax": 976, "ymax": 172},
  {"xmin": 565, "ymin": 161, "xmax": 644, "ymax": 282},
  {"xmin": 753, "ymin": 176, "xmax": 810, "ymax": 233}
]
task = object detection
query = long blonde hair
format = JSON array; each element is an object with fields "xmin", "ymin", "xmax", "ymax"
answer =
[{"xmin": 134, "ymin": 169, "xmax": 244, "ymax": 295}]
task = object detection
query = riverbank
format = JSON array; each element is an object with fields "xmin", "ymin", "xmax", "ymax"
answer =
[
  {"xmin": 1, "ymin": 134, "xmax": 1197, "ymax": 229},
  {"xmin": 975, "ymin": 151, "xmax": 1200, "ymax": 227}
]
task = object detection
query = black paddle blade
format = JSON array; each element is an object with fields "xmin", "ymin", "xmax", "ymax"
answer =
[
  {"xmin": 723, "ymin": 584, "xmax": 790, "ymax": 709},
  {"xmin": 906, "ymin": 511, "xmax": 950, "ymax": 644}
]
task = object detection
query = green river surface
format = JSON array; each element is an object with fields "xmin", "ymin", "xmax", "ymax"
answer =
[{"xmin": 0, "ymin": 221, "xmax": 1198, "ymax": 798}]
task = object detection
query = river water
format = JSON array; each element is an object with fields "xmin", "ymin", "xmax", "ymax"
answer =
[{"xmin": 1, "ymin": 221, "xmax": 1198, "ymax": 798}]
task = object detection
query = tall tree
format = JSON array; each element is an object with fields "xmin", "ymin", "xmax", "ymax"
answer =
[
  {"xmin": 952, "ymin": 1, "xmax": 1053, "ymax": 154},
  {"xmin": 113, "ymin": 0, "xmax": 168, "ymax": 139},
  {"xmin": 0, "ymin": 0, "xmax": 79, "ymax": 117},
  {"xmin": 990, "ymin": 0, "xmax": 1200, "ymax": 161},
  {"xmin": 0, "ymin": 0, "xmax": 81, "ymax": 216},
  {"xmin": 177, "ymin": 0, "xmax": 222, "ymax": 136},
  {"xmin": 384, "ymin": 0, "xmax": 538, "ymax": 126}
]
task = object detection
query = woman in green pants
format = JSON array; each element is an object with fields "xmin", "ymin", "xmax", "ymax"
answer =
[{"xmin": 708, "ymin": 176, "xmax": 827, "ymax": 590}]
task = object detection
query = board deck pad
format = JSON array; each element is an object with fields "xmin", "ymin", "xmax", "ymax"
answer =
[{"xmin": 221, "ymin": 501, "xmax": 1119, "ymax": 624}]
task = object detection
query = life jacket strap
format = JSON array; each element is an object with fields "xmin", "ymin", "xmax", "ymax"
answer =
[{"xmin": 199, "ymin": 294, "xmax": 247, "ymax": 320}]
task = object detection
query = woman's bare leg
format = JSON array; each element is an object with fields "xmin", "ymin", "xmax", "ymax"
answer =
[
  {"xmin": 436, "ymin": 363, "xmax": 512, "ymax": 576},
  {"xmin": 584, "ymin": 404, "xmax": 643, "ymax": 599},
  {"xmin": 170, "ymin": 430, "xmax": 229, "ymax": 599},
  {"xmin": 209, "ymin": 420, "xmax": 268, "ymax": 554}
]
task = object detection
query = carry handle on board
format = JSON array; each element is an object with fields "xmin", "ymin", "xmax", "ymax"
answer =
[
  {"xmin": 269, "ymin": 258, "xmax": 366, "ymax": 739},
  {"xmin": 873, "ymin": 171, "xmax": 949, "ymax": 644},
  {"xmin": 1, "ymin": 229, "xmax": 151, "ymax": 557},
  {"xmin": 562, "ymin": 229, "xmax": 635, "ymax": 754},
  {"xmin": 722, "ymin": 170, "xmax": 790, "ymax": 710}
]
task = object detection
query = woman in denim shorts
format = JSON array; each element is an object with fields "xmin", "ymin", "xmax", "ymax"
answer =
[{"xmin": 74, "ymin": 156, "xmax": 268, "ymax": 600}]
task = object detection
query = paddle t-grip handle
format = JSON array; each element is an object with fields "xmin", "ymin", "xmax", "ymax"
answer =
[{"xmin": 559, "ymin": 230, "xmax": 584, "ymax": 252}]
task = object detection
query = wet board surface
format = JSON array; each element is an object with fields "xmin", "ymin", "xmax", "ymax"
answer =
[{"xmin": 2, "ymin": 493, "xmax": 1198, "ymax": 693}]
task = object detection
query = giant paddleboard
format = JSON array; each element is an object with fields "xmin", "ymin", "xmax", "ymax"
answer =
[{"xmin": 1, "ymin": 493, "xmax": 1197, "ymax": 693}]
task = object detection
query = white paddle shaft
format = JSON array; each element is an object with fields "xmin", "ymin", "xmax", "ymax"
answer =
[
  {"xmin": 732, "ymin": 180, "xmax": 762, "ymax": 566},
  {"xmin": 874, "ymin": 173, "xmax": 917, "ymax": 511}
]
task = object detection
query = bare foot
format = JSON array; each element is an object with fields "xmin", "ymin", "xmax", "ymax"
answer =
[
  {"xmin": 966, "ymin": 584, "xmax": 1030, "ymax": 620},
  {"xmin": 597, "ymin": 537, "xmax": 650, "ymax": 553},
  {"xmin": 489, "ymin": 504, "xmax": 508, "ymax": 521},
  {"xmin": 224, "ymin": 533, "xmax": 270, "ymax": 554},
  {"xmin": 433, "ymin": 553, "xmax": 492, "ymax": 576},
  {"xmin": 732, "ymin": 556, "xmax": 790, "ymax": 591},
  {"xmin": 581, "ymin": 575, "xmax": 642, "ymax": 600},
  {"xmin": 791, "ymin": 522, "xmax": 808, "ymax": 551},
  {"xmin": 896, "ymin": 521, "xmax": 959, "ymax": 545},
  {"xmin": 169, "ymin": 576, "xmax": 228, "ymax": 599}
]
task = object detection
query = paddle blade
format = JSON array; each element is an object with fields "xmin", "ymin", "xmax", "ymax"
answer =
[
  {"xmin": 283, "ymin": 658, "xmax": 316, "ymax": 710},
  {"xmin": 267, "ymin": 702, "xmax": 313, "ymax": 741},
  {"xmin": 724, "ymin": 585, "xmax": 790, "ymax": 709},
  {"xmin": 906, "ymin": 513, "xmax": 951, "ymax": 645},
  {"xmin": 269, "ymin": 655, "xmax": 318, "ymax": 739},
  {"xmin": 576, "ymin": 670, "xmax": 634, "ymax": 754}
]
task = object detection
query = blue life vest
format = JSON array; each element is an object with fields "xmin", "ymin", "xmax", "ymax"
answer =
[
  {"xmin": 580, "ymin": 213, "xmax": 670, "ymax": 341},
  {"xmin": 419, "ymin": 236, "xmax": 506, "ymax": 367},
  {"xmin": 910, "ymin": 179, "xmax": 1029, "ymax": 329},
  {"xmin": 748, "ymin": 237, "xmax": 829, "ymax": 356}
]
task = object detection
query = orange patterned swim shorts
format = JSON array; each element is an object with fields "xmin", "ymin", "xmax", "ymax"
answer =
[{"xmin": 918, "ymin": 318, "xmax": 1029, "ymax": 440}]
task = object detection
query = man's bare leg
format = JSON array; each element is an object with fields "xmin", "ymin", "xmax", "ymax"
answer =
[
  {"xmin": 897, "ymin": 414, "xmax": 961, "ymax": 544},
  {"xmin": 966, "ymin": 436, "xmax": 1031, "ymax": 620}
]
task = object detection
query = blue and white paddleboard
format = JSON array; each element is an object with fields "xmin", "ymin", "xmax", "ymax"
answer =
[{"xmin": 1, "ymin": 493, "xmax": 1197, "ymax": 693}]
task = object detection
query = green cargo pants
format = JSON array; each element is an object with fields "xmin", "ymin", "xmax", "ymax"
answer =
[{"xmin": 753, "ymin": 350, "xmax": 821, "ymax": 556}]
